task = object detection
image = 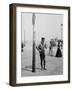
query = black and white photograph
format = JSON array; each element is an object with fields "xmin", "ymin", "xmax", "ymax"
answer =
[
  {"xmin": 9, "ymin": 3, "xmax": 70, "ymax": 86},
  {"xmin": 21, "ymin": 13, "xmax": 63, "ymax": 77}
]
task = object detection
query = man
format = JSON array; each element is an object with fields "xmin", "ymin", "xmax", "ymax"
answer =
[
  {"xmin": 21, "ymin": 42, "xmax": 24, "ymax": 52},
  {"xmin": 36, "ymin": 37, "xmax": 47, "ymax": 70}
]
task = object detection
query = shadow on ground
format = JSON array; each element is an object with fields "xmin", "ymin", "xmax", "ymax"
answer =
[{"xmin": 22, "ymin": 65, "xmax": 41, "ymax": 72}]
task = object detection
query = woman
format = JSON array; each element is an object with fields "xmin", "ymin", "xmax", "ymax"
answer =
[
  {"xmin": 56, "ymin": 42, "xmax": 62, "ymax": 57},
  {"xmin": 49, "ymin": 41, "xmax": 53, "ymax": 56}
]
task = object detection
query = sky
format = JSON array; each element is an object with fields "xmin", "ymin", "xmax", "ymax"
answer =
[{"xmin": 21, "ymin": 12, "xmax": 63, "ymax": 43}]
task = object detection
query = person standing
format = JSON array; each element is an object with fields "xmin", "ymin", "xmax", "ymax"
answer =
[
  {"xmin": 21, "ymin": 42, "xmax": 24, "ymax": 52},
  {"xmin": 49, "ymin": 41, "xmax": 53, "ymax": 56},
  {"xmin": 36, "ymin": 37, "xmax": 47, "ymax": 70},
  {"xmin": 56, "ymin": 41, "xmax": 62, "ymax": 57}
]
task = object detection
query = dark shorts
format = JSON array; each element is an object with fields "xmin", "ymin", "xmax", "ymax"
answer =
[{"xmin": 40, "ymin": 52, "xmax": 45, "ymax": 60}]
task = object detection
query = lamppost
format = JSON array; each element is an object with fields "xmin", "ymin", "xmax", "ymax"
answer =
[
  {"xmin": 24, "ymin": 30, "xmax": 25, "ymax": 47},
  {"xmin": 61, "ymin": 24, "xmax": 63, "ymax": 40},
  {"xmin": 61, "ymin": 24, "xmax": 63, "ymax": 49},
  {"xmin": 32, "ymin": 13, "xmax": 36, "ymax": 72}
]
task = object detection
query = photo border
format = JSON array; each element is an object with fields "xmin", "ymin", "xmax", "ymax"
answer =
[{"xmin": 9, "ymin": 3, "xmax": 70, "ymax": 86}]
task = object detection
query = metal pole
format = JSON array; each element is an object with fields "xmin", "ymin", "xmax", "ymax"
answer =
[
  {"xmin": 32, "ymin": 25, "xmax": 35, "ymax": 72},
  {"xmin": 61, "ymin": 24, "xmax": 63, "ymax": 50},
  {"xmin": 32, "ymin": 13, "xmax": 36, "ymax": 72},
  {"xmin": 24, "ymin": 30, "xmax": 25, "ymax": 46},
  {"xmin": 61, "ymin": 24, "xmax": 63, "ymax": 40}
]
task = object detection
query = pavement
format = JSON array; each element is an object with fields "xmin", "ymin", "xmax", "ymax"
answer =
[{"xmin": 21, "ymin": 46, "xmax": 63, "ymax": 77}]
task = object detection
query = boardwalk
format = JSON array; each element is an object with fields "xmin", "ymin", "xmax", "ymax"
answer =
[{"xmin": 21, "ymin": 46, "xmax": 63, "ymax": 77}]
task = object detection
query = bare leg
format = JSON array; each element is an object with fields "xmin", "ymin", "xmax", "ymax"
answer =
[
  {"xmin": 44, "ymin": 59, "xmax": 46, "ymax": 70},
  {"xmin": 40, "ymin": 54, "xmax": 43, "ymax": 70}
]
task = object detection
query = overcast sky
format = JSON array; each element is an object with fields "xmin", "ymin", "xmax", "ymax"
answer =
[{"xmin": 21, "ymin": 13, "xmax": 63, "ymax": 43}]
